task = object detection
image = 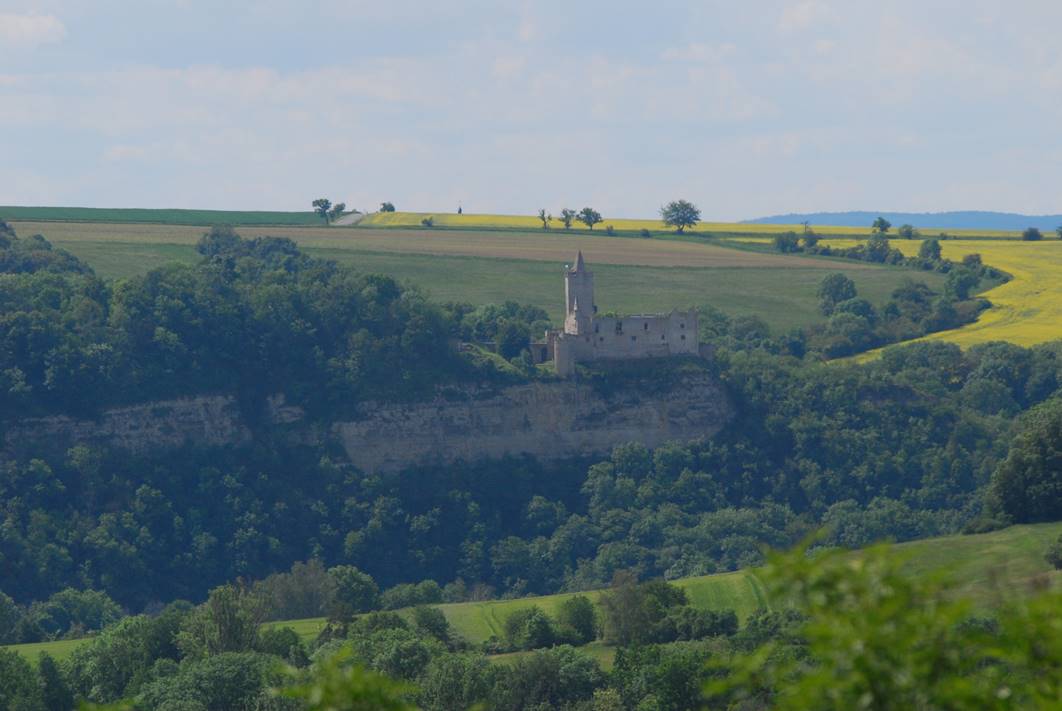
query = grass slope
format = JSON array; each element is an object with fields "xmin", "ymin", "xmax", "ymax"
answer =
[
  {"xmin": 8, "ymin": 523, "xmax": 1060, "ymax": 663},
  {"xmin": 10, "ymin": 221, "xmax": 945, "ymax": 332},
  {"xmin": 0, "ymin": 206, "xmax": 326, "ymax": 226}
]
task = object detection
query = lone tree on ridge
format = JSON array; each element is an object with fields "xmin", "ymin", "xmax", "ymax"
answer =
[
  {"xmin": 577, "ymin": 207, "xmax": 603, "ymax": 230},
  {"xmin": 538, "ymin": 209, "xmax": 552, "ymax": 229},
  {"xmin": 559, "ymin": 208, "xmax": 577, "ymax": 230},
  {"xmin": 872, "ymin": 216, "xmax": 892, "ymax": 234},
  {"xmin": 1023, "ymin": 227, "xmax": 1043, "ymax": 241},
  {"xmin": 380, "ymin": 202, "xmax": 396, "ymax": 212},
  {"xmin": 312, "ymin": 198, "xmax": 332, "ymax": 223},
  {"xmin": 660, "ymin": 199, "xmax": 701, "ymax": 233}
]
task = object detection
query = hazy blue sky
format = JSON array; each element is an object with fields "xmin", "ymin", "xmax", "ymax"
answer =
[{"xmin": 2, "ymin": 1, "xmax": 1061, "ymax": 220}]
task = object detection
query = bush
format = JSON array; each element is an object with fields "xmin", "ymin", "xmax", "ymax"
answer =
[
  {"xmin": 605, "ymin": 225, "xmax": 615, "ymax": 235},
  {"xmin": 555, "ymin": 595, "xmax": 597, "ymax": 645},
  {"xmin": 640, "ymin": 228, "xmax": 652, "ymax": 238},
  {"xmin": 502, "ymin": 606, "xmax": 556, "ymax": 651},
  {"xmin": 328, "ymin": 566, "xmax": 380, "ymax": 619},
  {"xmin": 255, "ymin": 559, "xmax": 337, "ymax": 621},
  {"xmin": 257, "ymin": 625, "xmax": 308, "ymax": 665},
  {"xmin": 990, "ymin": 397, "xmax": 1062, "ymax": 523},
  {"xmin": 411, "ymin": 606, "xmax": 452, "ymax": 645},
  {"xmin": 772, "ymin": 232, "xmax": 800, "ymax": 253},
  {"xmin": 1022, "ymin": 227, "xmax": 1043, "ymax": 241},
  {"xmin": 1047, "ymin": 535, "xmax": 1062, "ymax": 570},
  {"xmin": 381, "ymin": 580, "xmax": 444, "ymax": 610},
  {"xmin": 421, "ymin": 216, "xmax": 434, "ymax": 227},
  {"xmin": 918, "ymin": 238, "xmax": 942, "ymax": 261},
  {"xmin": 489, "ymin": 646, "xmax": 604, "ymax": 710}
]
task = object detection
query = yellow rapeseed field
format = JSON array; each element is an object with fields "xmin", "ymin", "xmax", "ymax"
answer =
[
  {"xmin": 361, "ymin": 211, "xmax": 1022, "ymax": 238},
  {"xmin": 903, "ymin": 240, "xmax": 1062, "ymax": 349},
  {"xmin": 778, "ymin": 237, "xmax": 1062, "ymax": 350}
]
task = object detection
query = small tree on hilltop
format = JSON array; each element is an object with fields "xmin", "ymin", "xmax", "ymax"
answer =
[
  {"xmin": 328, "ymin": 202, "xmax": 346, "ymax": 222},
  {"xmin": 312, "ymin": 198, "xmax": 332, "ymax": 223},
  {"xmin": 559, "ymin": 208, "xmax": 577, "ymax": 230},
  {"xmin": 380, "ymin": 202, "xmax": 396, "ymax": 213},
  {"xmin": 872, "ymin": 216, "xmax": 892, "ymax": 234},
  {"xmin": 1022, "ymin": 227, "xmax": 1043, "ymax": 241},
  {"xmin": 577, "ymin": 207, "xmax": 603, "ymax": 230},
  {"xmin": 660, "ymin": 199, "xmax": 701, "ymax": 233},
  {"xmin": 538, "ymin": 209, "xmax": 552, "ymax": 230}
]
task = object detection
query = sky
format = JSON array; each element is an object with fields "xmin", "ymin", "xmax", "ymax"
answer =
[{"xmin": 2, "ymin": 1, "xmax": 1062, "ymax": 221}]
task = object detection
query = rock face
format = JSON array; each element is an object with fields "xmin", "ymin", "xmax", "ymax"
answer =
[
  {"xmin": 2, "ymin": 373, "xmax": 732, "ymax": 472},
  {"xmin": 334, "ymin": 374, "xmax": 730, "ymax": 472},
  {"xmin": 3, "ymin": 396, "xmax": 253, "ymax": 458}
]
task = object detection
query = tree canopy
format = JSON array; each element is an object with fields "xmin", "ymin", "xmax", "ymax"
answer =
[{"xmin": 660, "ymin": 200, "xmax": 701, "ymax": 233}]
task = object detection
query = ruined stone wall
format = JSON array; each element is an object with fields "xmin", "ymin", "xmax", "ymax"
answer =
[{"xmin": 2, "ymin": 373, "xmax": 731, "ymax": 473}]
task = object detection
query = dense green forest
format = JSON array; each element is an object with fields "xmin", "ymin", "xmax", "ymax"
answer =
[{"xmin": 3, "ymin": 220, "xmax": 1062, "ymax": 708}]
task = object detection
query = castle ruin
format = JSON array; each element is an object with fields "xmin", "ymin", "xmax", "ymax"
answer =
[{"xmin": 535, "ymin": 252, "xmax": 701, "ymax": 375}]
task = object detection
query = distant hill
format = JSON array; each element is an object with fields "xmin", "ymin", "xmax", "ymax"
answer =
[{"xmin": 745, "ymin": 211, "xmax": 1062, "ymax": 232}]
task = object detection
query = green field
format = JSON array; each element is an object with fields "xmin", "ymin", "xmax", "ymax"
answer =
[
  {"xmin": 10, "ymin": 220, "xmax": 947, "ymax": 331},
  {"xmin": 0, "ymin": 206, "xmax": 327, "ymax": 226},
  {"xmin": 10, "ymin": 523, "xmax": 1060, "ymax": 664}
]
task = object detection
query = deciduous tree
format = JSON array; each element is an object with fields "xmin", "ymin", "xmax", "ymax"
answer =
[
  {"xmin": 312, "ymin": 198, "xmax": 333, "ymax": 222},
  {"xmin": 577, "ymin": 207, "xmax": 603, "ymax": 230},
  {"xmin": 660, "ymin": 199, "xmax": 701, "ymax": 233}
]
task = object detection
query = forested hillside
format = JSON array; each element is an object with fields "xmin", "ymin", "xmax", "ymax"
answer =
[
  {"xmin": 4, "ymin": 219, "xmax": 1062, "ymax": 709},
  {"xmin": 0, "ymin": 221, "xmax": 549, "ymax": 420}
]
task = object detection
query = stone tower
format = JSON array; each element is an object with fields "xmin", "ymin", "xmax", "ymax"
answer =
[{"xmin": 563, "ymin": 251, "xmax": 595, "ymax": 335}]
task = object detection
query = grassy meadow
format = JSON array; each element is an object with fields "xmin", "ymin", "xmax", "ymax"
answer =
[
  {"xmin": 11, "ymin": 220, "xmax": 946, "ymax": 331},
  {"xmin": 7, "ymin": 523, "xmax": 1060, "ymax": 664}
]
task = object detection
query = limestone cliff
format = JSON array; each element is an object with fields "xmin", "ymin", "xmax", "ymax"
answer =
[{"xmin": 3, "ymin": 373, "xmax": 731, "ymax": 472}]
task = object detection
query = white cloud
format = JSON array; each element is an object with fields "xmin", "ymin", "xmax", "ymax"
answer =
[
  {"xmin": 661, "ymin": 42, "xmax": 736, "ymax": 63},
  {"xmin": 0, "ymin": 13, "xmax": 66, "ymax": 48},
  {"xmin": 776, "ymin": 1, "xmax": 833, "ymax": 34}
]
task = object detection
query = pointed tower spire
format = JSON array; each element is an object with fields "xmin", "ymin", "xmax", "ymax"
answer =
[{"xmin": 574, "ymin": 250, "xmax": 586, "ymax": 272}]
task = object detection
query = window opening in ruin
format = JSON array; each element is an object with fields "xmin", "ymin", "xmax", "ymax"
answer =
[
  {"xmin": 644, "ymin": 322, "xmax": 648, "ymax": 330},
  {"xmin": 615, "ymin": 322, "xmax": 623, "ymax": 334}
]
